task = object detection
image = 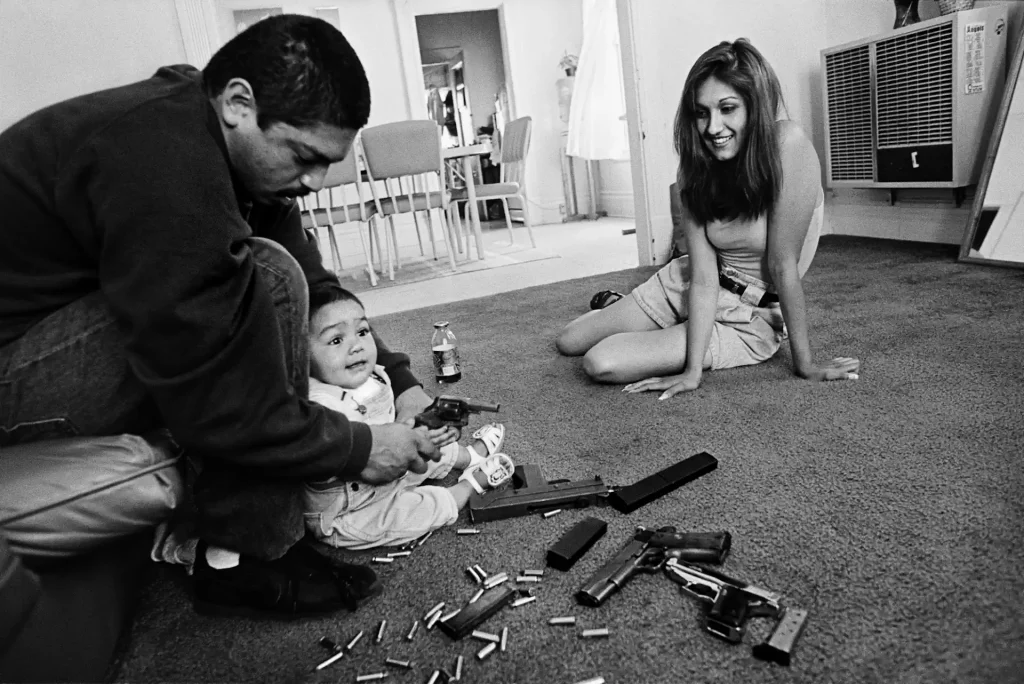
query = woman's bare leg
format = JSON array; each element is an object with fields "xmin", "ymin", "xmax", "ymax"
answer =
[
  {"xmin": 583, "ymin": 324, "xmax": 714, "ymax": 384},
  {"xmin": 555, "ymin": 294, "xmax": 660, "ymax": 356}
]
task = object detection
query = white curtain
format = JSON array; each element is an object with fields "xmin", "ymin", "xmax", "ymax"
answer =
[{"xmin": 565, "ymin": 0, "xmax": 630, "ymax": 161}]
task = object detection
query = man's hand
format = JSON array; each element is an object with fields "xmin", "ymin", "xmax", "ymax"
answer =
[
  {"xmin": 422, "ymin": 425, "xmax": 460, "ymax": 448},
  {"xmin": 394, "ymin": 385, "xmax": 434, "ymax": 424},
  {"xmin": 623, "ymin": 371, "xmax": 702, "ymax": 400},
  {"xmin": 360, "ymin": 423, "xmax": 441, "ymax": 485},
  {"xmin": 797, "ymin": 356, "xmax": 860, "ymax": 382}
]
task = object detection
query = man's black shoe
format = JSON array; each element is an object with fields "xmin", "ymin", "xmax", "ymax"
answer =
[{"xmin": 192, "ymin": 541, "xmax": 382, "ymax": 619}]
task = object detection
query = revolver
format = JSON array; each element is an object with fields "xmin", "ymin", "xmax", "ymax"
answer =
[
  {"xmin": 664, "ymin": 558, "xmax": 809, "ymax": 665},
  {"xmin": 413, "ymin": 395, "xmax": 500, "ymax": 430},
  {"xmin": 575, "ymin": 527, "xmax": 731, "ymax": 607}
]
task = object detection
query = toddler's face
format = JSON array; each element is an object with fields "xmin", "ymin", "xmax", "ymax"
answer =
[{"xmin": 309, "ymin": 300, "xmax": 377, "ymax": 389}]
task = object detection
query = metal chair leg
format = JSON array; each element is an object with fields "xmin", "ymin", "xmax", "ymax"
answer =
[
  {"xmin": 326, "ymin": 225, "xmax": 344, "ymax": 273},
  {"xmin": 436, "ymin": 206, "xmax": 458, "ymax": 272},
  {"xmin": 384, "ymin": 216, "xmax": 396, "ymax": 280},
  {"xmin": 423, "ymin": 210, "xmax": 439, "ymax": 261},
  {"xmin": 358, "ymin": 222, "xmax": 378, "ymax": 287},
  {"xmin": 520, "ymin": 192, "xmax": 537, "ymax": 248},
  {"xmin": 500, "ymin": 198, "xmax": 515, "ymax": 244}
]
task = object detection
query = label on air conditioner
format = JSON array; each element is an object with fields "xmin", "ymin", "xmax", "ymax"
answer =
[{"xmin": 965, "ymin": 22, "xmax": 986, "ymax": 95}]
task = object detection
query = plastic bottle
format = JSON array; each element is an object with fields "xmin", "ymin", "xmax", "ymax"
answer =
[{"xmin": 431, "ymin": 321, "xmax": 462, "ymax": 384}]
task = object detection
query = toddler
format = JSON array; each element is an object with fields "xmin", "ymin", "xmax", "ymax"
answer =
[{"xmin": 303, "ymin": 286, "xmax": 514, "ymax": 549}]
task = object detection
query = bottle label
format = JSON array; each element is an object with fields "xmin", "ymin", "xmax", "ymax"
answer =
[{"xmin": 432, "ymin": 344, "xmax": 461, "ymax": 377}]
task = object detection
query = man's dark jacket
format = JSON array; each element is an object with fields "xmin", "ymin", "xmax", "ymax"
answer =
[{"xmin": 0, "ymin": 65, "xmax": 418, "ymax": 480}]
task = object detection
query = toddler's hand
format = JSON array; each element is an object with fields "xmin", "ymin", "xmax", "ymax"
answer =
[{"xmin": 427, "ymin": 425, "xmax": 460, "ymax": 448}]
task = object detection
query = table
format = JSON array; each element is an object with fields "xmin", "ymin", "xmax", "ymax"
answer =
[{"xmin": 443, "ymin": 142, "xmax": 492, "ymax": 260}]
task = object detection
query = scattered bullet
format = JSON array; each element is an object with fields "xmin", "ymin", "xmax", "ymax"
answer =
[
  {"xmin": 440, "ymin": 608, "xmax": 461, "ymax": 622},
  {"xmin": 315, "ymin": 650, "xmax": 345, "ymax": 671},
  {"xmin": 516, "ymin": 575, "xmax": 541, "ymax": 583},
  {"xmin": 376, "ymin": 620, "xmax": 387, "ymax": 644},
  {"xmin": 406, "ymin": 620, "xmax": 419, "ymax": 641},
  {"xmin": 476, "ymin": 642, "xmax": 497, "ymax": 660},
  {"xmin": 483, "ymin": 572, "xmax": 509, "ymax": 589},
  {"xmin": 542, "ymin": 509, "xmax": 563, "ymax": 518},
  {"xmin": 522, "ymin": 569, "xmax": 545, "ymax": 577},
  {"xmin": 572, "ymin": 678, "xmax": 606, "ymax": 684},
  {"xmin": 512, "ymin": 596, "xmax": 536, "ymax": 608},
  {"xmin": 346, "ymin": 630, "xmax": 364, "ymax": 650},
  {"xmin": 425, "ymin": 671, "xmax": 441, "ymax": 684},
  {"xmin": 500, "ymin": 627, "xmax": 509, "ymax": 652},
  {"xmin": 471, "ymin": 629, "xmax": 501, "ymax": 643},
  {"xmin": 355, "ymin": 673, "xmax": 388, "ymax": 682},
  {"xmin": 387, "ymin": 551, "xmax": 412, "ymax": 558},
  {"xmin": 372, "ymin": 557, "xmax": 395, "ymax": 564},
  {"xmin": 473, "ymin": 564, "xmax": 488, "ymax": 579},
  {"xmin": 549, "ymin": 616, "xmax": 576, "ymax": 626},
  {"xmin": 469, "ymin": 588, "xmax": 485, "ymax": 604},
  {"xmin": 384, "ymin": 658, "xmax": 412, "ymax": 670},
  {"xmin": 425, "ymin": 611, "xmax": 442, "ymax": 630},
  {"xmin": 454, "ymin": 655, "xmax": 464, "ymax": 680},
  {"xmin": 423, "ymin": 602, "xmax": 446, "ymax": 620},
  {"xmin": 456, "ymin": 528, "xmax": 481, "ymax": 535},
  {"xmin": 416, "ymin": 530, "xmax": 434, "ymax": 547},
  {"xmin": 581, "ymin": 628, "xmax": 610, "ymax": 638}
]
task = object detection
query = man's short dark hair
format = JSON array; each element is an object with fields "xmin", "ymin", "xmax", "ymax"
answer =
[{"xmin": 204, "ymin": 14, "xmax": 370, "ymax": 131}]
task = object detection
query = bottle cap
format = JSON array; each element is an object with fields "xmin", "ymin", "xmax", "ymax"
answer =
[{"xmin": 434, "ymin": 322, "xmax": 449, "ymax": 328}]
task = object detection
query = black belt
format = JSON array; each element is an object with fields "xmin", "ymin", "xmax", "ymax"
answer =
[{"xmin": 719, "ymin": 273, "xmax": 779, "ymax": 306}]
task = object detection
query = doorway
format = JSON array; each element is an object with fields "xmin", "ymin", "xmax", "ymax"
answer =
[{"xmin": 415, "ymin": 10, "xmax": 510, "ymax": 221}]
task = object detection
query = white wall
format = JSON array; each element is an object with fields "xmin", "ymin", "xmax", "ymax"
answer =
[
  {"xmin": 598, "ymin": 159, "xmax": 634, "ymax": 217},
  {"xmin": 0, "ymin": 0, "xmax": 187, "ymax": 131},
  {"xmin": 416, "ymin": 10, "xmax": 505, "ymax": 135}
]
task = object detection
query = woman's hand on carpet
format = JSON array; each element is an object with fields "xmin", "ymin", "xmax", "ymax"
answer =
[
  {"xmin": 798, "ymin": 356, "xmax": 861, "ymax": 382},
  {"xmin": 622, "ymin": 372, "xmax": 702, "ymax": 400}
]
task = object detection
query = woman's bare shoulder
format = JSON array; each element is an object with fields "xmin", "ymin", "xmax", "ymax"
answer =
[{"xmin": 775, "ymin": 119, "xmax": 814, "ymax": 151}]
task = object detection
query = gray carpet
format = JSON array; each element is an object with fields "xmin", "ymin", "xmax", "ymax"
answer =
[{"xmin": 113, "ymin": 236, "xmax": 1024, "ymax": 684}]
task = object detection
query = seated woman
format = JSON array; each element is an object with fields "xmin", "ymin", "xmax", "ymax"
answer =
[{"xmin": 556, "ymin": 38, "xmax": 859, "ymax": 399}]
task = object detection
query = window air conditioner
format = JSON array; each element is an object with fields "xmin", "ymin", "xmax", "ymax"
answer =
[{"xmin": 821, "ymin": 5, "xmax": 1008, "ymax": 190}]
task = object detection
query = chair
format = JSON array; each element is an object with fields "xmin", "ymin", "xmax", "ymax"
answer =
[
  {"xmin": 450, "ymin": 116, "xmax": 536, "ymax": 249},
  {"xmin": 298, "ymin": 141, "xmax": 382, "ymax": 287},
  {"xmin": 360, "ymin": 120, "xmax": 459, "ymax": 281}
]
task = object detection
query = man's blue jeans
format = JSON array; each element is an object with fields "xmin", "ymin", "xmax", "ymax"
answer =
[{"xmin": 0, "ymin": 238, "xmax": 311, "ymax": 560}]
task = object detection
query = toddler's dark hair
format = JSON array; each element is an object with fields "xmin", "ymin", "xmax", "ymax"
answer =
[{"xmin": 308, "ymin": 284, "xmax": 364, "ymax": 322}]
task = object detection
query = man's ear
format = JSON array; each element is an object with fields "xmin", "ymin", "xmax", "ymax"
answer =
[{"xmin": 219, "ymin": 78, "xmax": 258, "ymax": 129}]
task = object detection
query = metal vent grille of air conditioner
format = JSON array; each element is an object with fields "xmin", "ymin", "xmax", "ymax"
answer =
[
  {"xmin": 825, "ymin": 46, "xmax": 873, "ymax": 181},
  {"xmin": 875, "ymin": 23, "xmax": 953, "ymax": 148}
]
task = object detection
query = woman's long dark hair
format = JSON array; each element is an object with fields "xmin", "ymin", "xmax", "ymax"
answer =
[{"xmin": 674, "ymin": 39, "xmax": 785, "ymax": 225}]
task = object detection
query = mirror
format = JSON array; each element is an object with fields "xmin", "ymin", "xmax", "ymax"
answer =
[{"xmin": 960, "ymin": 34, "xmax": 1024, "ymax": 268}]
